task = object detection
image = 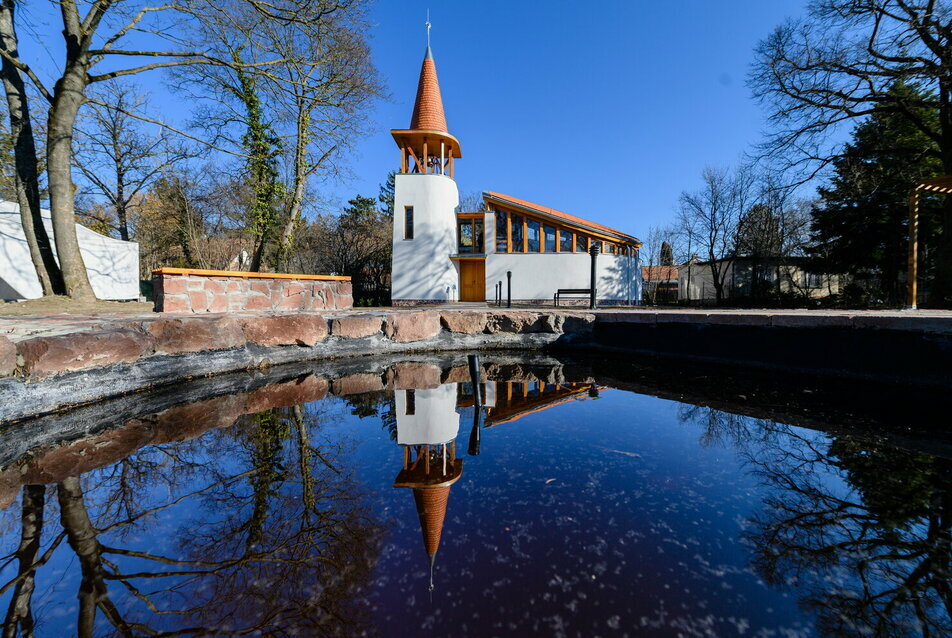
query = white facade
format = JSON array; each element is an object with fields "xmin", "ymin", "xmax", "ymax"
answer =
[
  {"xmin": 484, "ymin": 224, "xmax": 642, "ymax": 304},
  {"xmin": 0, "ymin": 202, "xmax": 140, "ymax": 300},
  {"xmin": 391, "ymin": 173, "xmax": 460, "ymax": 303},
  {"xmin": 395, "ymin": 384, "xmax": 460, "ymax": 445}
]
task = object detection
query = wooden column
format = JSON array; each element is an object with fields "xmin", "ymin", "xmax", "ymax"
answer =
[
  {"xmin": 440, "ymin": 141, "xmax": 445, "ymax": 175},
  {"xmin": 907, "ymin": 189, "xmax": 920, "ymax": 309},
  {"xmin": 422, "ymin": 140, "xmax": 428, "ymax": 174}
]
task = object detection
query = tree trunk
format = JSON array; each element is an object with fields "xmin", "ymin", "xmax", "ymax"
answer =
[
  {"xmin": 0, "ymin": 0, "xmax": 65, "ymax": 296},
  {"xmin": 3, "ymin": 485, "xmax": 44, "ymax": 638},
  {"xmin": 47, "ymin": 65, "xmax": 96, "ymax": 300}
]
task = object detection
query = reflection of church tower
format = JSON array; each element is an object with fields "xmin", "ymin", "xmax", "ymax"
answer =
[
  {"xmin": 390, "ymin": 28, "xmax": 462, "ymax": 304},
  {"xmin": 393, "ymin": 385, "xmax": 463, "ymax": 590}
]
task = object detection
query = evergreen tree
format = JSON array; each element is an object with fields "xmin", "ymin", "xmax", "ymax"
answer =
[
  {"xmin": 810, "ymin": 82, "xmax": 942, "ymax": 305},
  {"xmin": 378, "ymin": 171, "xmax": 395, "ymax": 218}
]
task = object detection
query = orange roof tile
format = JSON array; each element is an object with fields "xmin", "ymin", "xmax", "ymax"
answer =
[
  {"xmin": 484, "ymin": 192, "xmax": 640, "ymax": 245},
  {"xmin": 409, "ymin": 47, "xmax": 448, "ymax": 132}
]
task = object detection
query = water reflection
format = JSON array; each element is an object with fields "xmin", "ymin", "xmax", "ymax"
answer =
[
  {"xmin": 1, "ymin": 400, "xmax": 383, "ymax": 636},
  {"xmin": 679, "ymin": 406, "xmax": 952, "ymax": 637},
  {"xmin": 0, "ymin": 354, "xmax": 948, "ymax": 636}
]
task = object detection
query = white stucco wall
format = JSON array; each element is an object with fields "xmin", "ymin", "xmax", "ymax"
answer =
[
  {"xmin": 486, "ymin": 252, "xmax": 641, "ymax": 303},
  {"xmin": 391, "ymin": 173, "xmax": 460, "ymax": 302},
  {"xmin": 0, "ymin": 202, "xmax": 140, "ymax": 300},
  {"xmin": 395, "ymin": 384, "xmax": 460, "ymax": 445}
]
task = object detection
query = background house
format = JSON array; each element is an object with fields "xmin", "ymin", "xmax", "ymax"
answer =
[{"xmin": 678, "ymin": 256, "xmax": 840, "ymax": 304}]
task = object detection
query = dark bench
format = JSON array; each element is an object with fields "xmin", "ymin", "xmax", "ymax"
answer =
[{"xmin": 554, "ymin": 288, "xmax": 592, "ymax": 306}]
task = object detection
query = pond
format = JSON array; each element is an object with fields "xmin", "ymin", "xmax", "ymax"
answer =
[{"xmin": 0, "ymin": 353, "xmax": 948, "ymax": 637}]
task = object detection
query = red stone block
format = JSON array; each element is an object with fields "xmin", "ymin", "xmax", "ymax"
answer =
[
  {"xmin": 330, "ymin": 315, "xmax": 383, "ymax": 338},
  {"xmin": 385, "ymin": 311, "xmax": 441, "ymax": 342},
  {"xmin": 146, "ymin": 317, "xmax": 245, "ymax": 354},
  {"xmin": 331, "ymin": 372, "xmax": 384, "ymax": 395},
  {"xmin": 250, "ymin": 281, "xmax": 271, "ymax": 295},
  {"xmin": 390, "ymin": 362, "xmax": 442, "ymax": 389},
  {"xmin": 188, "ymin": 291, "xmax": 209, "ymax": 312},
  {"xmin": 162, "ymin": 276, "xmax": 188, "ymax": 295},
  {"xmin": 159, "ymin": 295, "xmax": 190, "ymax": 313},
  {"xmin": 336, "ymin": 294, "xmax": 354, "ymax": 309},
  {"xmin": 225, "ymin": 280, "xmax": 244, "ymax": 293},
  {"xmin": 276, "ymin": 294, "xmax": 307, "ymax": 311},
  {"xmin": 207, "ymin": 295, "xmax": 230, "ymax": 313},
  {"xmin": 245, "ymin": 294, "xmax": 273, "ymax": 310},
  {"xmin": 17, "ymin": 329, "xmax": 154, "ymax": 376},
  {"xmin": 241, "ymin": 314, "xmax": 328, "ymax": 346},
  {"xmin": 244, "ymin": 375, "xmax": 329, "ymax": 412},
  {"xmin": 203, "ymin": 279, "xmax": 226, "ymax": 295},
  {"xmin": 338, "ymin": 281, "xmax": 353, "ymax": 296},
  {"xmin": 284, "ymin": 282, "xmax": 306, "ymax": 297},
  {"xmin": 0, "ymin": 335, "xmax": 16, "ymax": 376},
  {"xmin": 441, "ymin": 311, "xmax": 487, "ymax": 334}
]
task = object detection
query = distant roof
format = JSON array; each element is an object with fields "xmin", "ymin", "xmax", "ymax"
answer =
[
  {"xmin": 642, "ymin": 265, "xmax": 678, "ymax": 281},
  {"xmin": 410, "ymin": 46, "xmax": 447, "ymax": 132},
  {"xmin": 483, "ymin": 192, "xmax": 641, "ymax": 245}
]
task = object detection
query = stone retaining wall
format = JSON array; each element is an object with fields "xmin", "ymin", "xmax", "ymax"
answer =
[
  {"xmin": 0, "ymin": 309, "xmax": 595, "ymax": 423},
  {"xmin": 152, "ymin": 267, "xmax": 353, "ymax": 313}
]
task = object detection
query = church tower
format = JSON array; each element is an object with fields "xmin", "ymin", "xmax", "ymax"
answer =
[{"xmin": 390, "ymin": 33, "xmax": 462, "ymax": 304}]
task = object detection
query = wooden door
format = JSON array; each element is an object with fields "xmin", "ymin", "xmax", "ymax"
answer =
[{"xmin": 459, "ymin": 260, "xmax": 485, "ymax": 301}]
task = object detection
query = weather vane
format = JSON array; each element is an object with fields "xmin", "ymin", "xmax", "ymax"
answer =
[{"xmin": 426, "ymin": 9, "xmax": 431, "ymax": 47}]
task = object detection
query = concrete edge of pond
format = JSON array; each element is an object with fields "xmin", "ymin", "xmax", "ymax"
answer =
[{"xmin": 1, "ymin": 307, "xmax": 951, "ymax": 423}]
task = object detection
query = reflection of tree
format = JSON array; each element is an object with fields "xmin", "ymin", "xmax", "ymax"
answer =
[
  {"xmin": 678, "ymin": 406, "xmax": 952, "ymax": 636},
  {"xmin": 0, "ymin": 403, "xmax": 383, "ymax": 636}
]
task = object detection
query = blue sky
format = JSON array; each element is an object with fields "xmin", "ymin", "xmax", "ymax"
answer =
[
  {"xmin": 19, "ymin": 0, "xmax": 813, "ymax": 240},
  {"xmin": 347, "ymin": 0, "xmax": 812, "ymax": 238}
]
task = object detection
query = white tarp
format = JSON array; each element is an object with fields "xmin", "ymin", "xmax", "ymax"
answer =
[{"xmin": 0, "ymin": 201, "xmax": 140, "ymax": 300}]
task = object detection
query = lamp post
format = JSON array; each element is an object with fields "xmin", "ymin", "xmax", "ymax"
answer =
[{"xmin": 589, "ymin": 242, "xmax": 600, "ymax": 310}]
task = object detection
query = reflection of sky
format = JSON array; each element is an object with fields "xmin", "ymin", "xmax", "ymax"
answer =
[{"xmin": 0, "ymin": 379, "xmax": 941, "ymax": 636}]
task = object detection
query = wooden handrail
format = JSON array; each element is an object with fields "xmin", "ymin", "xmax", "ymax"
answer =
[{"xmin": 152, "ymin": 267, "xmax": 350, "ymax": 282}]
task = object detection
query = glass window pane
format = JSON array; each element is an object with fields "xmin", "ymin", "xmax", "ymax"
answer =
[
  {"xmin": 474, "ymin": 219, "xmax": 484, "ymax": 253},
  {"xmin": 527, "ymin": 219, "xmax": 540, "ymax": 252},
  {"xmin": 404, "ymin": 207, "xmax": 414, "ymax": 240},
  {"xmin": 495, "ymin": 211, "xmax": 508, "ymax": 252},
  {"xmin": 559, "ymin": 230, "xmax": 572, "ymax": 252},
  {"xmin": 458, "ymin": 220, "xmax": 473, "ymax": 253},
  {"xmin": 544, "ymin": 225, "xmax": 556, "ymax": 252},
  {"xmin": 576, "ymin": 235, "xmax": 587, "ymax": 252},
  {"xmin": 510, "ymin": 214, "xmax": 524, "ymax": 252}
]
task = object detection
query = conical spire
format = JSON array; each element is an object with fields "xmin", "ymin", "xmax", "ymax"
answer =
[
  {"xmin": 412, "ymin": 486, "xmax": 450, "ymax": 558},
  {"xmin": 409, "ymin": 47, "xmax": 448, "ymax": 132}
]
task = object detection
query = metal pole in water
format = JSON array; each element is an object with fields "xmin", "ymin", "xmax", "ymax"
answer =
[
  {"xmin": 467, "ymin": 353, "xmax": 482, "ymax": 455},
  {"xmin": 467, "ymin": 353, "xmax": 482, "ymax": 407},
  {"xmin": 506, "ymin": 271, "xmax": 512, "ymax": 308}
]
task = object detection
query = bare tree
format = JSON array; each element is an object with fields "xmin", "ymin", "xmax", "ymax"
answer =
[
  {"xmin": 1, "ymin": 0, "xmax": 368, "ymax": 299},
  {"xmin": 750, "ymin": 0, "xmax": 952, "ymax": 304},
  {"xmin": 678, "ymin": 166, "xmax": 755, "ymax": 304},
  {"xmin": 74, "ymin": 83, "xmax": 195, "ymax": 241},
  {"xmin": 0, "ymin": 0, "xmax": 64, "ymax": 296}
]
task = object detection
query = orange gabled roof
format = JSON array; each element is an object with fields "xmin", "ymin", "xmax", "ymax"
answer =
[
  {"xmin": 409, "ymin": 47, "xmax": 448, "ymax": 132},
  {"xmin": 483, "ymin": 192, "xmax": 641, "ymax": 245}
]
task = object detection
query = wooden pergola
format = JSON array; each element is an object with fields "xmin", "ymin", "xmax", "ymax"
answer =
[{"xmin": 907, "ymin": 176, "xmax": 952, "ymax": 309}]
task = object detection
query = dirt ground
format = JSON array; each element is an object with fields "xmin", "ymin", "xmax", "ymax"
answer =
[{"xmin": 0, "ymin": 296, "xmax": 154, "ymax": 316}]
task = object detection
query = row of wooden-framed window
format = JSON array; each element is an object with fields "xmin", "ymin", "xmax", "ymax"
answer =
[{"xmin": 493, "ymin": 209, "xmax": 633, "ymax": 256}]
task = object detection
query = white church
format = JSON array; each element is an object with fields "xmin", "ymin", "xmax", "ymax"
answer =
[{"xmin": 390, "ymin": 43, "xmax": 642, "ymax": 305}]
